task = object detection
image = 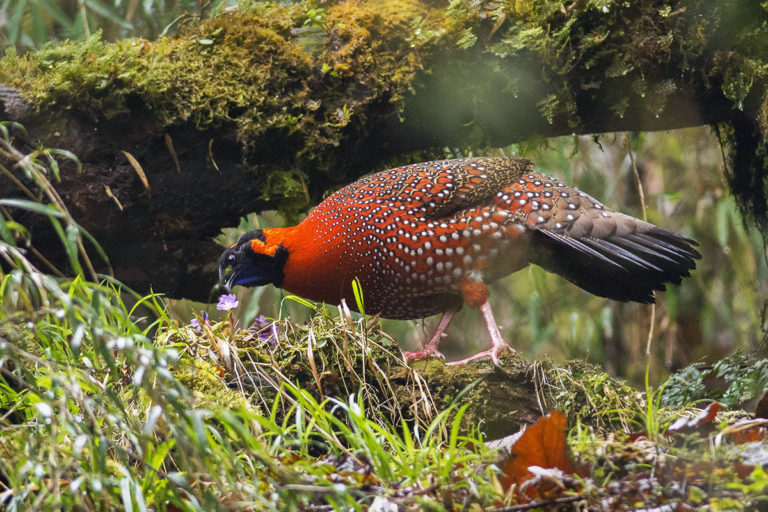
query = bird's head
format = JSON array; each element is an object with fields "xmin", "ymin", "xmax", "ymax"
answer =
[{"xmin": 218, "ymin": 230, "xmax": 288, "ymax": 292}]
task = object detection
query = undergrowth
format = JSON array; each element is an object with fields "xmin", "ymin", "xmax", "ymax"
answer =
[
  {"xmin": 0, "ymin": 122, "xmax": 503, "ymax": 510},
  {"xmin": 2, "ymin": 123, "xmax": 768, "ymax": 510}
]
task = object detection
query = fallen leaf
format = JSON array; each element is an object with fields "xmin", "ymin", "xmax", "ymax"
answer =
[
  {"xmin": 725, "ymin": 418, "xmax": 768, "ymax": 445},
  {"xmin": 730, "ymin": 427, "xmax": 766, "ymax": 444},
  {"xmin": 120, "ymin": 150, "xmax": 151, "ymax": 199},
  {"xmin": 624, "ymin": 432, "xmax": 649, "ymax": 443},
  {"xmin": 104, "ymin": 185, "xmax": 123, "ymax": 210},
  {"xmin": 499, "ymin": 410, "xmax": 573, "ymax": 499},
  {"xmin": 164, "ymin": 133, "xmax": 182, "ymax": 174},
  {"xmin": 668, "ymin": 402, "xmax": 724, "ymax": 433},
  {"xmin": 734, "ymin": 462, "xmax": 757, "ymax": 479}
]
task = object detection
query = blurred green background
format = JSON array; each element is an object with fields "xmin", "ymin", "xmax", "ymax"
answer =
[
  {"xmin": 3, "ymin": 0, "xmax": 766, "ymax": 385},
  {"xmin": 0, "ymin": 0, "xmax": 232, "ymax": 49}
]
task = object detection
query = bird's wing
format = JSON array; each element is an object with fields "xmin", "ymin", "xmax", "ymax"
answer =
[{"xmin": 324, "ymin": 157, "xmax": 532, "ymax": 220}]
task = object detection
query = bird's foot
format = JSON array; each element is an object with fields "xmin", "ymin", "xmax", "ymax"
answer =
[
  {"xmin": 402, "ymin": 348, "xmax": 445, "ymax": 361},
  {"xmin": 446, "ymin": 343, "xmax": 514, "ymax": 366}
]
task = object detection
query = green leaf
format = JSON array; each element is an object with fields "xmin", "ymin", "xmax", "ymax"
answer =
[
  {"xmin": 283, "ymin": 295, "xmax": 317, "ymax": 311},
  {"xmin": 7, "ymin": 0, "xmax": 29, "ymax": 46},
  {"xmin": 0, "ymin": 199, "xmax": 66, "ymax": 218},
  {"xmin": 351, "ymin": 277, "xmax": 365, "ymax": 316},
  {"xmin": 84, "ymin": 0, "xmax": 134, "ymax": 29}
]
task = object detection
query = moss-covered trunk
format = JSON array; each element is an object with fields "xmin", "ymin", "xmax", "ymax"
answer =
[{"xmin": 1, "ymin": 0, "xmax": 766, "ymax": 300}]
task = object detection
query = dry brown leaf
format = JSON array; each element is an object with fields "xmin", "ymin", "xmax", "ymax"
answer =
[
  {"xmin": 716, "ymin": 418, "xmax": 768, "ymax": 447},
  {"xmin": 164, "ymin": 133, "xmax": 182, "ymax": 174},
  {"xmin": 120, "ymin": 150, "xmax": 151, "ymax": 199},
  {"xmin": 103, "ymin": 185, "xmax": 123, "ymax": 210},
  {"xmin": 499, "ymin": 410, "xmax": 573, "ymax": 499},
  {"xmin": 668, "ymin": 402, "xmax": 724, "ymax": 433},
  {"xmin": 730, "ymin": 427, "xmax": 767, "ymax": 444}
]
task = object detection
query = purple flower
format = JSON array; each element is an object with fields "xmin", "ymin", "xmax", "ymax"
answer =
[
  {"xmin": 190, "ymin": 312, "xmax": 209, "ymax": 333},
  {"xmin": 259, "ymin": 326, "xmax": 280, "ymax": 344},
  {"xmin": 217, "ymin": 294, "xmax": 240, "ymax": 311},
  {"xmin": 249, "ymin": 314, "xmax": 280, "ymax": 344}
]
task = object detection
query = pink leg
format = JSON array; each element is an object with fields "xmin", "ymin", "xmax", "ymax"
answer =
[
  {"xmin": 402, "ymin": 308, "xmax": 458, "ymax": 361},
  {"xmin": 447, "ymin": 299, "xmax": 514, "ymax": 366}
]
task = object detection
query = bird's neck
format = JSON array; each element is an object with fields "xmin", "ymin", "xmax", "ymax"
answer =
[{"xmin": 262, "ymin": 224, "xmax": 351, "ymax": 305}]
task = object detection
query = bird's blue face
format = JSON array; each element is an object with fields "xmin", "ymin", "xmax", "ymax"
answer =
[{"xmin": 218, "ymin": 230, "xmax": 288, "ymax": 292}]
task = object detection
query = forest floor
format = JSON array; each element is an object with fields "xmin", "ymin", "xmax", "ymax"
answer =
[{"xmin": 2, "ymin": 284, "xmax": 768, "ymax": 511}]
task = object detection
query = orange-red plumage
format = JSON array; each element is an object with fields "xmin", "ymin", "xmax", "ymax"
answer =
[{"xmin": 220, "ymin": 157, "xmax": 700, "ymax": 364}]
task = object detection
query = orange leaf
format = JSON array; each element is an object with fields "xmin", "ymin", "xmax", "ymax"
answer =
[
  {"xmin": 624, "ymin": 432, "xmax": 649, "ymax": 443},
  {"xmin": 723, "ymin": 418, "xmax": 768, "ymax": 444},
  {"xmin": 730, "ymin": 426, "xmax": 767, "ymax": 444},
  {"xmin": 499, "ymin": 410, "xmax": 573, "ymax": 498}
]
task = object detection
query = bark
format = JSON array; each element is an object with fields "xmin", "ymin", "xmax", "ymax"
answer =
[{"xmin": 0, "ymin": 0, "xmax": 766, "ymax": 300}]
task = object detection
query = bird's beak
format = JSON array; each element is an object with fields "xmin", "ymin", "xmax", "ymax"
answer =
[{"xmin": 219, "ymin": 265, "xmax": 235, "ymax": 293}]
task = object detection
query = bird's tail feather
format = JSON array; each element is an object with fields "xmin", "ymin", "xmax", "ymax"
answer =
[{"xmin": 529, "ymin": 225, "xmax": 700, "ymax": 303}]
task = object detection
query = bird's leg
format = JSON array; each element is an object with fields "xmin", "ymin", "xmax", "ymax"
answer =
[
  {"xmin": 402, "ymin": 308, "xmax": 458, "ymax": 361},
  {"xmin": 447, "ymin": 298, "xmax": 514, "ymax": 366}
]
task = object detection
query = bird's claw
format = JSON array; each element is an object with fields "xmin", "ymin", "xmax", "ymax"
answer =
[
  {"xmin": 446, "ymin": 343, "xmax": 514, "ymax": 366},
  {"xmin": 401, "ymin": 348, "xmax": 446, "ymax": 362}
]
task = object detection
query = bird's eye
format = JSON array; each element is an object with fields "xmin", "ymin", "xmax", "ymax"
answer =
[{"xmin": 227, "ymin": 254, "xmax": 236, "ymax": 264}]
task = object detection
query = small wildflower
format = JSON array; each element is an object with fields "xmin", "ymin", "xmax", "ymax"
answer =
[
  {"xmin": 217, "ymin": 294, "xmax": 240, "ymax": 311},
  {"xmin": 259, "ymin": 326, "xmax": 280, "ymax": 344},
  {"xmin": 249, "ymin": 314, "xmax": 280, "ymax": 344},
  {"xmin": 190, "ymin": 312, "xmax": 209, "ymax": 333}
]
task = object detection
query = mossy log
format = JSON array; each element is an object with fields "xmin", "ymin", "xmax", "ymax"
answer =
[
  {"xmin": 1, "ymin": 0, "xmax": 766, "ymax": 300},
  {"xmin": 164, "ymin": 311, "xmax": 643, "ymax": 438}
]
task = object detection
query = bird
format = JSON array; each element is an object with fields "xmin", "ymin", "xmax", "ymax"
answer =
[{"xmin": 219, "ymin": 157, "xmax": 700, "ymax": 365}]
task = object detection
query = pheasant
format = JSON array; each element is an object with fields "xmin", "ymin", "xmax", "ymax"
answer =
[{"xmin": 219, "ymin": 157, "xmax": 700, "ymax": 365}]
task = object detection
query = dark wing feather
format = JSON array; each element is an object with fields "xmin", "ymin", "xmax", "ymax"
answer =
[{"xmin": 529, "ymin": 212, "xmax": 700, "ymax": 303}]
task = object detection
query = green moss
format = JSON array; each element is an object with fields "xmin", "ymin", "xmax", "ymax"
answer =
[
  {"xmin": 173, "ymin": 356, "xmax": 250, "ymax": 410},
  {"xmin": 550, "ymin": 359, "xmax": 643, "ymax": 427},
  {"xmin": 162, "ymin": 327, "xmax": 257, "ymax": 410},
  {"xmin": 3, "ymin": 1, "xmax": 766, "ymax": 148},
  {"xmin": 2, "ymin": 0, "xmax": 767, "ymax": 224},
  {"xmin": 0, "ymin": 0, "xmax": 466, "ymax": 210},
  {"xmin": 0, "ymin": 0, "xmax": 449, "ymax": 158},
  {"xmin": 2, "ymin": 0, "xmax": 765, "ymax": 153},
  {"xmin": 418, "ymin": 352, "xmax": 642, "ymax": 436},
  {"xmin": 158, "ymin": 305, "xmax": 679, "ymax": 440}
]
